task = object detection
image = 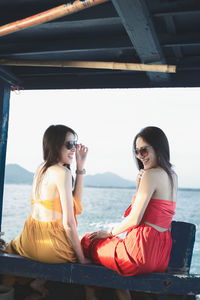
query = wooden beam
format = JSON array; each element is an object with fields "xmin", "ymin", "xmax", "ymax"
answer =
[
  {"xmin": 0, "ymin": 34, "xmax": 132, "ymax": 56},
  {"xmin": 0, "ymin": 60, "xmax": 176, "ymax": 73},
  {"xmin": 0, "ymin": 0, "xmax": 109, "ymax": 37},
  {"xmin": 0, "ymin": 18, "xmax": 123, "ymax": 41},
  {"xmin": 0, "ymin": 81, "xmax": 10, "ymax": 231},
  {"xmin": 153, "ymin": 9, "xmax": 200, "ymax": 17},
  {"xmin": 14, "ymin": 69, "xmax": 200, "ymax": 90},
  {"xmin": 0, "ymin": 1, "xmax": 116, "ymax": 26},
  {"xmin": 111, "ymin": 0, "xmax": 170, "ymax": 82},
  {"xmin": 162, "ymin": 15, "xmax": 183, "ymax": 59},
  {"xmin": 150, "ymin": 0, "xmax": 199, "ymax": 15},
  {"xmin": 0, "ymin": 48, "xmax": 134, "ymax": 64},
  {"xmin": 161, "ymin": 33, "xmax": 200, "ymax": 48},
  {"xmin": 0, "ymin": 67, "xmax": 20, "ymax": 87}
]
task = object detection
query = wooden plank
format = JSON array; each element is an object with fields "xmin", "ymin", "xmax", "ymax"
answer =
[
  {"xmin": 0, "ymin": 81, "xmax": 10, "ymax": 231},
  {"xmin": 168, "ymin": 221, "xmax": 196, "ymax": 274},
  {"xmin": 160, "ymin": 33, "xmax": 200, "ymax": 48},
  {"xmin": 0, "ymin": 60, "xmax": 176, "ymax": 73},
  {"xmin": 0, "ymin": 221, "xmax": 198, "ymax": 296},
  {"xmin": 153, "ymin": 10, "xmax": 200, "ymax": 17},
  {"xmin": 111, "ymin": 0, "xmax": 170, "ymax": 82},
  {"xmin": 0, "ymin": 47, "xmax": 133, "ymax": 62},
  {"xmin": 0, "ymin": 18, "xmax": 123, "ymax": 41},
  {"xmin": 0, "ymin": 34, "xmax": 132, "ymax": 56},
  {"xmin": 0, "ymin": 253, "xmax": 200, "ymax": 295},
  {"xmin": 150, "ymin": 0, "xmax": 199, "ymax": 14},
  {"xmin": 12, "ymin": 69, "xmax": 200, "ymax": 90}
]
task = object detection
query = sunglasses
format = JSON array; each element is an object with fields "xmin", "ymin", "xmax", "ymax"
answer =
[
  {"xmin": 134, "ymin": 145, "xmax": 153, "ymax": 157},
  {"xmin": 64, "ymin": 140, "xmax": 77, "ymax": 150}
]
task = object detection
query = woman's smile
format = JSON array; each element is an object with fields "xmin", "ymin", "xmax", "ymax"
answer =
[
  {"xmin": 136, "ymin": 136, "xmax": 158, "ymax": 169},
  {"xmin": 68, "ymin": 153, "xmax": 74, "ymax": 160}
]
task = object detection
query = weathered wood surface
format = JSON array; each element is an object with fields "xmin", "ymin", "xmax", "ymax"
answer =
[
  {"xmin": 0, "ymin": 252, "xmax": 200, "ymax": 295},
  {"xmin": 0, "ymin": 80, "xmax": 10, "ymax": 232},
  {"xmin": 0, "ymin": 221, "xmax": 198, "ymax": 297},
  {"xmin": 168, "ymin": 221, "xmax": 196, "ymax": 274}
]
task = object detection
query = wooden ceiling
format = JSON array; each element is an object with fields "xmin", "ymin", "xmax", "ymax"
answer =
[{"xmin": 0, "ymin": 0, "xmax": 200, "ymax": 89}]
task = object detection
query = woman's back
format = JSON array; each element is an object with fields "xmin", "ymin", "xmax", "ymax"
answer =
[
  {"xmin": 139, "ymin": 167, "xmax": 177, "ymax": 231},
  {"xmin": 31, "ymin": 164, "xmax": 64, "ymax": 222},
  {"xmin": 148, "ymin": 167, "xmax": 177, "ymax": 202}
]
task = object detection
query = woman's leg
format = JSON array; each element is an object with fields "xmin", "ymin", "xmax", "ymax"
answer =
[
  {"xmin": 84, "ymin": 286, "xmax": 99, "ymax": 300},
  {"xmin": 115, "ymin": 289, "xmax": 132, "ymax": 300}
]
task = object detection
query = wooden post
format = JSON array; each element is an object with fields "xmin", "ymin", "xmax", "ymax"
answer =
[{"xmin": 0, "ymin": 80, "xmax": 10, "ymax": 231}]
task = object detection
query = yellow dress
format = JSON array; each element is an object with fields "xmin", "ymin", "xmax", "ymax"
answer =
[{"xmin": 5, "ymin": 196, "xmax": 82, "ymax": 263}]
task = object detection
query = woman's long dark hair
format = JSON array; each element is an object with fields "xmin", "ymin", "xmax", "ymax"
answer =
[
  {"xmin": 133, "ymin": 126, "xmax": 174, "ymax": 187},
  {"xmin": 35, "ymin": 124, "xmax": 77, "ymax": 197}
]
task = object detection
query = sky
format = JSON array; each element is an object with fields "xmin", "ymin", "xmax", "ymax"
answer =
[{"xmin": 5, "ymin": 87, "xmax": 200, "ymax": 189}]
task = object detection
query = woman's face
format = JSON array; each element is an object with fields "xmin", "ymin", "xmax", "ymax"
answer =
[
  {"xmin": 135, "ymin": 136, "xmax": 158, "ymax": 170},
  {"xmin": 59, "ymin": 132, "xmax": 76, "ymax": 165}
]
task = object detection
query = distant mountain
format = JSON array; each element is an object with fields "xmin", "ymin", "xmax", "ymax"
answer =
[
  {"xmin": 4, "ymin": 164, "xmax": 199, "ymax": 190},
  {"xmin": 84, "ymin": 172, "xmax": 136, "ymax": 188},
  {"xmin": 5, "ymin": 164, "xmax": 34, "ymax": 184},
  {"xmin": 5, "ymin": 164, "xmax": 135, "ymax": 188}
]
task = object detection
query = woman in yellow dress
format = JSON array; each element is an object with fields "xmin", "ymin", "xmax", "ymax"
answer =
[{"xmin": 4, "ymin": 124, "xmax": 90, "ymax": 299}]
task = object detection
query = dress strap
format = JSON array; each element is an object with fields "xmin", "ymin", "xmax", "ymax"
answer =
[
  {"xmin": 31, "ymin": 198, "xmax": 62, "ymax": 213},
  {"xmin": 31, "ymin": 196, "xmax": 83, "ymax": 225}
]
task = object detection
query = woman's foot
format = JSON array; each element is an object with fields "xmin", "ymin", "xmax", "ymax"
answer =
[
  {"xmin": 30, "ymin": 279, "xmax": 48, "ymax": 298},
  {"xmin": 85, "ymin": 286, "xmax": 99, "ymax": 300},
  {"xmin": 115, "ymin": 289, "xmax": 132, "ymax": 300}
]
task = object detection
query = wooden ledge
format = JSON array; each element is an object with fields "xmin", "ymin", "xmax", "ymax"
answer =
[{"xmin": 0, "ymin": 253, "xmax": 200, "ymax": 296}]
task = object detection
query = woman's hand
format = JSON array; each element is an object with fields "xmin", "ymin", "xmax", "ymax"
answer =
[
  {"xmin": 89, "ymin": 230, "xmax": 111, "ymax": 242},
  {"xmin": 80, "ymin": 257, "xmax": 92, "ymax": 264},
  {"xmin": 76, "ymin": 144, "xmax": 88, "ymax": 171},
  {"xmin": 136, "ymin": 169, "xmax": 145, "ymax": 190}
]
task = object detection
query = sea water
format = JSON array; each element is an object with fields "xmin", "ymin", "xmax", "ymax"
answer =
[{"xmin": 1, "ymin": 185, "xmax": 200, "ymax": 274}]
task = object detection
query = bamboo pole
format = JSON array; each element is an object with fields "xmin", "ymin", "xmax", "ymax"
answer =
[
  {"xmin": 0, "ymin": 0, "xmax": 109, "ymax": 37},
  {"xmin": 0, "ymin": 59, "xmax": 176, "ymax": 73}
]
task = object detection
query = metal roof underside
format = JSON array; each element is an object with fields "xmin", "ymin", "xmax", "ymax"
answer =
[{"xmin": 0, "ymin": 0, "xmax": 200, "ymax": 90}]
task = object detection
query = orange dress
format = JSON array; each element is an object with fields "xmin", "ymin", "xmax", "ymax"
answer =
[
  {"xmin": 81, "ymin": 196, "xmax": 176, "ymax": 276},
  {"xmin": 5, "ymin": 196, "xmax": 82, "ymax": 263}
]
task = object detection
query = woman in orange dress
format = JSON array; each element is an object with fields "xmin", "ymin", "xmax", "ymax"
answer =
[
  {"xmin": 4, "ymin": 124, "xmax": 90, "ymax": 299},
  {"xmin": 81, "ymin": 126, "xmax": 178, "ymax": 300}
]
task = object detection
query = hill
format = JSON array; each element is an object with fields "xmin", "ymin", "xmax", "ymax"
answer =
[
  {"xmin": 4, "ymin": 164, "xmax": 200, "ymax": 190},
  {"xmin": 5, "ymin": 164, "xmax": 34, "ymax": 184},
  {"xmin": 5, "ymin": 164, "xmax": 136, "ymax": 188},
  {"xmin": 84, "ymin": 172, "xmax": 136, "ymax": 188}
]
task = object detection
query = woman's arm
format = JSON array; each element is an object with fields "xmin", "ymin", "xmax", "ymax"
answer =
[
  {"xmin": 136, "ymin": 169, "xmax": 145, "ymax": 191},
  {"xmin": 56, "ymin": 166, "xmax": 88, "ymax": 263},
  {"xmin": 90, "ymin": 169, "xmax": 157, "ymax": 240},
  {"xmin": 73, "ymin": 144, "xmax": 88, "ymax": 201}
]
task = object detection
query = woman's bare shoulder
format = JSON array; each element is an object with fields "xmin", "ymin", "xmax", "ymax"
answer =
[
  {"xmin": 143, "ymin": 167, "xmax": 163, "ymax": 177},
  {"xmin": 47, "ymin": 164, "xmax": 71, "ymax": 179},
  {"xmin": 142, "ymin": 168, "xmax": 168, "ymax": 183}
]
